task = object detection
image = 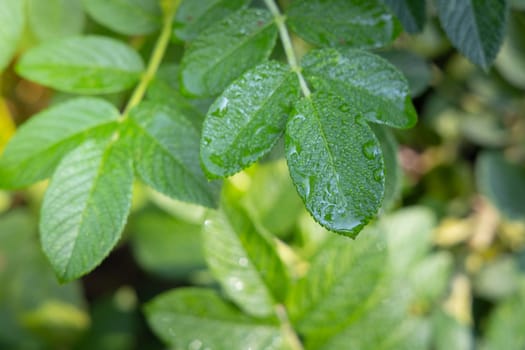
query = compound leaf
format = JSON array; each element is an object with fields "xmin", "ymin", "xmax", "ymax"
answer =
[
  {"xmin": 17, "ymin": 36, "xmax": 144, "ymax": 94},
  {"xmin": 82, "ymin": 0, "xmax": 161, "ymax": 35},
  {"xmin": 145, "ymin": 288, "xmax": 283, "ymax": 349},
  {"xmin": 180, "ymin": 8, "xmax": 278, "ymax": 96},
  {"xmin": 0, "ymin": 98, "xmax": 119, "ymax": 189},
  {"xmin": 129, "ymin": 102, "xmax": 220, "ymax": 208},
  {"xmin": 0, "ymin": 0, "xmax": 24, "ymax": 71},
  {"xmin": 27, "ymin": 0, "xmax": 85, "ymax": 41},
  {"xmin": 302, "ymin": 48, "xmax": 417, "ymax": 128},
  {"xmin": 201, "ymin": 61, "xmax": 299, "ymax": 178},
  {"xmin": 40, "ymin": 139, "xmax": 134, "ymax": 282},
  {"xmin": 203, "ymin": 196, "xmax": 289, "ymax": 317},
  {"xmin": 174, "ymin": 0, "xmax": 249, "ymax": 41},
  {"xmin": 285, "ymin": 93, "xmax": 385, "ymax": 236},
  {"xmin": 435, "ymin": 0, "xmax": 508, "ymax": 68},
  {"xmin": 382, "ymin": 0, "xmax": 426, "ymax": 33},
  {"xmin": 286, "ymin": 0, "xmax": 401, "ymax": 49}
]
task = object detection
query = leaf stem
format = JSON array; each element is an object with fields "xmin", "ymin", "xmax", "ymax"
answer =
[
  {"xmin": 275, "ymin": 304, "xmax": 304, "ymax": 350},
  {"xmin": 264, "ymin": 0, "xmax": 311, "ymax": 97},
  {"xmin": 121, "ymin": 0, "xmax": 180, "ymax": 118}
]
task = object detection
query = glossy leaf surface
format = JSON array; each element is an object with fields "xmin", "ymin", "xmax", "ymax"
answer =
[
  {"xmin": 17, "ymin": 36, "xmax": 144, "ymax": 94},
  {"xmin": 0, "ymin": 98, "xmax": 119, "ymax": 189},
  {"xmin": 383, "ymin": 0, "xmax": 426, "ymax": 33},
  {"xmin": 286, "ymin": 0, "xmax": 401, "ymax": 49},
  {"xmin": 285, "ymin": 93, "xmax": 385, "ymax": 236},
  {"xmin": 82, "ymin": 0, "xmax": 161, "ymax": 35},
  {"xmin": 174, "ymin": 0, "xmax": 249, "ymax": 41},
  {"xmin": 436, "ymin": 0, "xmax": 508, "ymax": 68},
  {"xmin": 302, "ymin": 48, "xmax": 417, "ymax": 128},
  {"xmin": 180, "ymin": 8, "xmax": 278, "ymax": 96},
  {"xmin": 129, "ymin": 102, "xmax": 220, "ymax": 208},
  {"xmin": 203, "ymin": 197, "xmax": 289, "ymax": 317},
  {"xmin": 145, "ymin": 288, "xmax": 283, "ymax": 349},
  {"xmin": 0, "ymin": 0, "xmax": 24, "ymax": 71},
  {"xmin": 40, "ymin": 140, "xmax": 134, "ymax": 282},
  {"xmin": 201, "ymin": 61, "xmax": 299, "ymax": 178}
]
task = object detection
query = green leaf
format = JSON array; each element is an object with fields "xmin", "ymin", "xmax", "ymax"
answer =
[
  {"xmin": 435, "ymin": 0, "xmax": 508, "ymax": 68},
  {"xmin": 200, "ymin": 61, "xmax": 299, "ymax": 178},
  {"xmin": 145, "ymin": 288, "xmax": 283, "ymax": 349},
  {"xmin": 82, "ymin": 0, "xmax": 161, "ymax": 35},
  {"xmin": 0, "ymin": 98, "xmax": 120, "ymax": 189},
  {"xmin": 180, "ymin": 8, "xmax": 278, "ymax": 97},
  {"xmin": 203, "ymin": 198, "xmax": 289, "ymax": 317},
  {"xmin": 432, "ymin": 310, "xmax": 473, "ymax": 350},
  {"xmin": 0, "ymin": 0, "xmax": 24, "ymax": 71},
  {"xmin": 285, "ymin": 93, "xmax": 385, "ymax": 236},
  {"xmin": 40, "ymin": 139, "xmax": 134, "ymax": 282},
  {"xmin": 16, "ymin": 36, "xmax": 144, "ymax": 94},
  {"xmin": 129, "ymin": 208, "xmax": 206, "ymax": 280},
  {"xmin": 286, "ymin": 0, "xmax": 401, "ymax": 49},
  {"xmin": 174, "ymin": 0, "xmax": 250, "ymax": 41},
  {"xmin": 382, "ymin": 0, "xmax": 426, "ymax": 33},
  {"xmin": 370, "ymin": 124, "xmax": 401, "ymax": 212},
  {"xmin": 27, "ymin": 0, "xmax": 85, "ymax": 41},
  {"xmin": 483, "ymin": 286, "xmax": 525, "ymax": 350},
  {"xmin": 476, "ymin": 151, "xmax": 525, "ymax": 220},
  {"xmin": 495, "ymin": 12, "xmax": 525, "ymax": 88},
  {"xmin": 379, "ymin": 49, "xmax": 432, "ymax": 97},
  {"xmin": 287, "ymin": 227, "xmax": 387, "ymax": 339},
  {"xmin": 129, "ymin": 102, "xmax": 220, "ymax": 208},
  {"xmin": 302, "ymin": 48, "xmax": 417, "ymax": 128}
]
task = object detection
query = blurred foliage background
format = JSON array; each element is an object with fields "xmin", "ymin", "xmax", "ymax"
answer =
[{"xmin": 1, "ymin": 1, "xmax": 525, "ymax": 349}]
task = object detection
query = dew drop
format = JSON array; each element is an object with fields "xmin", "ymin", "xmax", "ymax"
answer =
[
  {"xmin": 189, "ymin": 339, "xmax": 203, "ymax": 350},
  {"xmin": 373, "ymin": 168, "xmax": 384, "ymax": 182},
  {"xmin": 238, "ymin": 257, "xmax": 249, "ymax": 267},
  {"xmin": 203, "ymin": 219, "xmax": 212, "ymax": 227},
  {"xmin": 228, "ymin": 277, "xmax": 244, "ymax": 291},
  {"xmin": 362, "ymin": 141, "xmax": 379, "ymax": 160}
]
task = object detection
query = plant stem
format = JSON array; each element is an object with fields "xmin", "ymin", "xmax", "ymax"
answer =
[
  {"xmin": 264, "ymin": 0, "xmax": 311, "ymax": 97},
  {"xmin": 121, "ymin": 0, "xmax": 180, "ymax": 118},
  {"xmin": 275, "ymin": 304, "xmax": 304, "ymax": 350}
]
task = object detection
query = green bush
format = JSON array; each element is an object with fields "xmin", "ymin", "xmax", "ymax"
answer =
[{"xmin": 0, "ymin": 0, "xmax": 524, "ymax": 349}]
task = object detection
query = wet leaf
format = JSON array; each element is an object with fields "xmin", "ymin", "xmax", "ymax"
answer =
[
  {"xmin": 180, "ymin": 8, "xmax": 278, "ymax": 96},
  {"xmin": 285, "ymin": 93, "xmax": 385, "ymax": 237},
  {"xmin": 302, "ymin": 48, "xmax": 417, "ymax": 128},
  {"xmin": 201, "ymin": 61, "xmax": 299, "ymax": 178}
]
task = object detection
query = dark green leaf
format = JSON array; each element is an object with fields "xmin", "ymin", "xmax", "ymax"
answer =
[
  {"xmin": 476, "ymin": 151, "xmax": 525, "ymax": 220},
  {"xmin": 130, "ymin": 209, "xmax": 206, "ymax": 279},
  {"xmin": 82, "ymin": 0, "xmax": 161, "ymax": 35},
  {"xmin": 302, "ymin": 48, "xmax": 417, "ymax": 128},
  {"xmin": 0, "ymin": 98, "xmax": 119, "ymax": 189},
  {"xmin": 27, "ymin": 0, "xmax": 85, "ymax": 41},
  {"xmin": 495, "ymin": 12, "xmax": 525, "ymax": 88},
  {"xmin": 286, "ymin": 0, "xmax": 401, "ymax": 49},
  {"xmin": 382, "ymin": 0, "xmax": 426, "ymax": 33},
  {"xmin": 145, "ymin": 288, "xmax": 283, "ymax": 349},
  {"xmin": 180, "ymin": 8, "xmax": 278, "ymax": 96},
  {"xmin": 435, "ymin": 0, "xmax": 508, "ymax": 68},
  {"xmin": 40, "ymin": 139, "xmax": 134, "ymax": 282},
  {"xmin": 203, "ymin": 197, "xmax": 289, "ymax": 317},
  {"xmin": 0, "ymin": 0, "xmax": 24, "ymax": 71},
  {"xmin": 174, "ymin": 0, "xmax": 250, "ymax": 41},
  {"xmin": 201, "ymin": 61, "xmax": 299, "ymax": 178},
  {"xmin": 285, "ymin": 93, "xmax": 385, "ymax": 236},
  {"xmin": 129, "ymin": 102, "xmax": 220, "ymax": 208},
  {"xmin": 17, "ymin": 36, "xmax": 144, "ymax": 94}
]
